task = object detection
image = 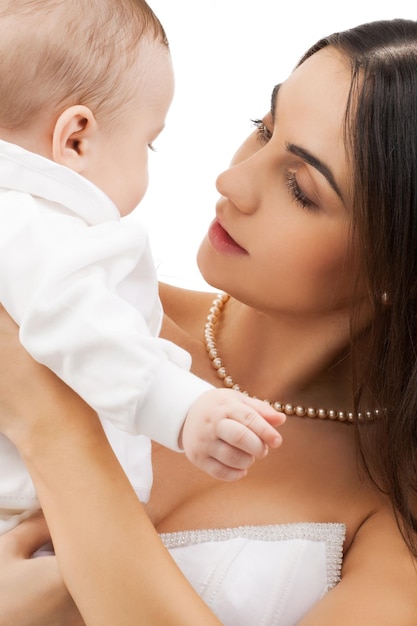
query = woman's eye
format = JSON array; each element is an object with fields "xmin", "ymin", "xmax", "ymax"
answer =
[
  {"xmin": 251, "ymin": 118, "xmax": 272, "ymax": 145},
  {"xmin": 148, "ymin": 143, "xmax": 156, "ymax": 152},
  {"xmin": 285, "ymin": 170, "xmax": 317, "ymax": 211}
]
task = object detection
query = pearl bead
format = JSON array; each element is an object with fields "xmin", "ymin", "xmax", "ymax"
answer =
[{"xmin": 203, "ymin": 293, "xmax": 379, "ymax": 424}]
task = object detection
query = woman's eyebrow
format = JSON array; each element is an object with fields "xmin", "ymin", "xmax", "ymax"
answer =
[
  {"xmin": 286, "ymin": 142, "xmax": 343, "ymax": 200},
  {"xmin": 270, "ymin": 83, "xmax": 343, "ymax": 201}
]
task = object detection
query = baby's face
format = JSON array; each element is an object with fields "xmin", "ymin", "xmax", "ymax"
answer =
[{"xmin": 86, "ymin": 38, "xmax": 174, "ymax": 217}]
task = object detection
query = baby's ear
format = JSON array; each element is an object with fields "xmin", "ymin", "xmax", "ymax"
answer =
[{"xmin": 52, "ymin": 105, "xmax": 98, "ymax": 173}]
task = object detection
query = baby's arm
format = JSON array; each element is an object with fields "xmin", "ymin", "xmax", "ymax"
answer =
[
  {"xmin": 181, "ymin": 389, "xmax": 286, "ymax": 481},
  {"xmin": 0, "ymin": 197, "xmax": 209, "ymax": 449}
]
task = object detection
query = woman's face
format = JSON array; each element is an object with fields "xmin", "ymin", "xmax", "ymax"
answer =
[{"xmin": 198, "ymin": 47, "xmax": 366, "ymax": 319}]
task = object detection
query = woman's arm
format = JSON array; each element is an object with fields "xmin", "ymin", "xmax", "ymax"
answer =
[
  {"xmin": 0, "ymin": 308, "xmax": 221, "ymax": 626},
  {"xmin": 298, "ymin": 509, "xmax": 417, "ymax": 625}
]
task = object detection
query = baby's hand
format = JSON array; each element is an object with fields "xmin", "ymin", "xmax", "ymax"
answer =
[{"xmin": 180, "ymin": 388, "xmax": 286, "ymax": 481}]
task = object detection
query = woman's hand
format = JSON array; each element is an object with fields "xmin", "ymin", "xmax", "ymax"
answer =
[
  {"xmin": 0, "ymin": 307, "xmax": 84, "ymax": 624},
  {"xmin": 0, "ymin": 511, "xmax": 84, "ymax": 626}
]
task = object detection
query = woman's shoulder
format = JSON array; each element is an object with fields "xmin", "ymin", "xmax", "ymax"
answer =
[
  {"xmin": 320, "ymin": 506, "xmax": 417, "ymax": 625},
  {"xmin": 285, "ymin": 502, "xmax": 417, "ymax": 625},
  {"xmin": 159, "ymin": 282, "xmax": 216, "ymax": 338}
]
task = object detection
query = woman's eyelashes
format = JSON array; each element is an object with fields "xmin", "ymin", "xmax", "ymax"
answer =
[
  {"xmin": 251, "ymin": 118, "xmax": 317, "ymax": 211},
  {"xmin": 285, "ymin": 170, "xmax": 317, "ymax": 211},
  {"xmin": 251, "ymin": 118, "xmax": 272, "ymax": 145}
]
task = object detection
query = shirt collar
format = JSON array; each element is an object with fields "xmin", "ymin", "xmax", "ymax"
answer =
[{"xmin": 0, "ymin": 139, "xmax": 119, "ymax": 225}]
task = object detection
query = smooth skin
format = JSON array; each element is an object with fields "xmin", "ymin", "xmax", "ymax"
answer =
[
  {"xmin": 0, "ymin": 512, "xmax": 83, "ymax": 626},
  {"xmin": 0, "ymin": 46, "xmax": 416, "ymax": 625}
]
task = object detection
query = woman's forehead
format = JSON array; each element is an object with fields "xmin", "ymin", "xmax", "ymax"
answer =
[
  {"xmin": 275, "ymin": 47, "xmax": 350, "ymax": 111},
  {"xmin": 273, "ymin": 48, "xmax": 351, "ymax": 187}
]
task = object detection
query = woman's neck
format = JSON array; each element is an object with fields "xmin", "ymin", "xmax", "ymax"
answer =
[
  {"xmin": 159, "ymin": 284, "xmax": 361, "ymax": 415},
  {"xmin": 209, "ymin": 295, "xmax": 356, "ymax": 414}
]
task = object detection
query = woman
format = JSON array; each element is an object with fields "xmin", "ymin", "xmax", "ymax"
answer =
[{"xmin": 0, "ymin": 17, "xmax": 417, "ymax": 626}]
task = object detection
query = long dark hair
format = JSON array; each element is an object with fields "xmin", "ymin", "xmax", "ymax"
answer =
[{"xmin": 300, "ymin": 19, "xmax": 417, "ymax": 557}]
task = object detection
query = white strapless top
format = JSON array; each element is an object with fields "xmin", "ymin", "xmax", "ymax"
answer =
[{"xmin": 160, "ymin": 523, "xmax": 345, "ymax": 626}]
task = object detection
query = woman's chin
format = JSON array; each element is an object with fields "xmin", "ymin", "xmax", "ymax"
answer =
[{"xmin": 196, "ymin": 237, "xmax": 225, "ymax": 291}]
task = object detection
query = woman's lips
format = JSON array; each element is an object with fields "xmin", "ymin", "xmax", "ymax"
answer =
[{"xmin": 207, "ymin": 219, "xmax": 248, "ymax": 255}]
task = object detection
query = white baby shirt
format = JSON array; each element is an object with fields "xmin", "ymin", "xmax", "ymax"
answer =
[{"xmin": 0, "ymin": 139, "xmax": 211, "ymax": 533}]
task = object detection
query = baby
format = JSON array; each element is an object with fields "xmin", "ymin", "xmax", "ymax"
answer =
[{"xmin": 0, "ymin": 0, "xmax": 284, "ymax": 533}]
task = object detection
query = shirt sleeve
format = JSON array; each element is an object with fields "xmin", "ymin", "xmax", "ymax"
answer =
[{"xmin": 0, "ymin": 191, "xmax": 212, "ymax": 451}]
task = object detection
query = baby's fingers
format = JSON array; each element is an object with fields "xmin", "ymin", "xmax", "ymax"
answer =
[
  {"xmin": 216, "ymin": 415, "xmax": 275, "ymax": 458},
  {"xmin": 243, "ymin": 397, "xmax": 286, "ymax": 426},
  {"xmin": 230, "ymin": 400, "xmax": 284, "ymax": 449}
]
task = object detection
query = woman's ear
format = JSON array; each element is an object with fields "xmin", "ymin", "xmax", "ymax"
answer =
[{"xmin": 52, "ymin": 105, "xmax": 98, "ymax": 173}]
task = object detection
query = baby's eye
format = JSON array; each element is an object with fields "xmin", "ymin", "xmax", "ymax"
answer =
[
  {"xmin": 147, "ymin": 143, "xmax": 156, "ymax": 152},
  {"xmin": 251, "ymin": 118, "xmax": 272, "ymax": 145}
]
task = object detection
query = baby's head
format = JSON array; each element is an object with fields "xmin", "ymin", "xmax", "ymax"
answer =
[{"xmin": 0, "ymin": 0, "xmax": 174, "ymax": 215}]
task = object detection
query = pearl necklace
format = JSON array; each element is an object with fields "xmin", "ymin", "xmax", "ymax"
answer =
[{"xmin": 204, "ymin": 293, "xmax": 379, "ymax": 424}]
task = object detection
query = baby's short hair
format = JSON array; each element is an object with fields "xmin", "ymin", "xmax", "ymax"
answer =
[{"xmin": 0, "ymin": 0, "xmax": 168, "ymax": 130}]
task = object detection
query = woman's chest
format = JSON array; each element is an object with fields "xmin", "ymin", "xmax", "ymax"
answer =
[{"xmin": 147, "ymin": 423, "xmax": 375, "ymax": 548}]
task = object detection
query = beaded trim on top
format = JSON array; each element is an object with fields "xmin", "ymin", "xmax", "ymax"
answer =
[
  {"xmin": 204, "ymin": 293, "xmax": 381, "ymax": 424},
  {"xmin": 160, "ymin": 522, "xmax": 345, "ymax": 591}
]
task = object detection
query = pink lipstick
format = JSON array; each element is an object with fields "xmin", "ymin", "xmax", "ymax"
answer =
[{"xmin": 207, "ymin": 219, "xmax": 248, "ymax": 255}]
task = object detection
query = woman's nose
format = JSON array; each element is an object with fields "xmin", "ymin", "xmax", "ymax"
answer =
[{"xmin": 215, "ymin": 157, "xmax": 261, "ymax": 215}]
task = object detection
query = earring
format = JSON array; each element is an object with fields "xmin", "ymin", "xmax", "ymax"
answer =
[{"xmin": 381, "ymin": 291, "xmax": 391, "ymax": 305}]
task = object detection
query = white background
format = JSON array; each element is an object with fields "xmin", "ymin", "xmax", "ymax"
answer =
[{"xmin": 133, "ymin": 1, "xmax": 416, "ymax": 290}]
